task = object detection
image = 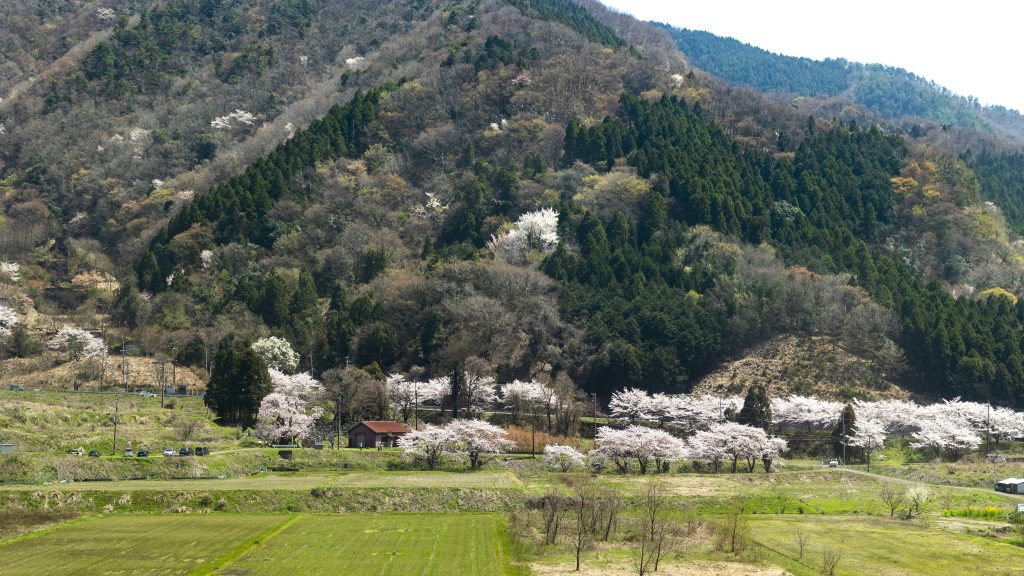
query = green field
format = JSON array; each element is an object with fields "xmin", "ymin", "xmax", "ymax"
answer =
[
  {"xmin": 222, "ymin": 514, "xmax": 522, "ymax": 575},
  {"xmin": 0, "ymin": 513, "xmax": 521, "ymax": 576},
  {"xmin": 0, "ymin": 514, "xmax": 286, "ymax": 576},
  {"xmin": 750, "ymin": 515, "xmax": 1024, "ymax": 576}
]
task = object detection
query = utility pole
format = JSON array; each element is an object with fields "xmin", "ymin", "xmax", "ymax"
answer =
[
  {"xmin": 987, "ymin": 402, "xmax": 992, "ymax": 456},
  {"xmin": 414, "ymin": 384, "xmax": 419, "ymax": 430},
  {"xmin": 591, "ymin": 393, "xmax": 598, "ymax": 439},
  {"xmin": 171, "ymin": 345, "xmax": 177, "ymax": 395},
  {"xmin": 841, "ymin": 410, "xmax": 847, "ymax": 464},
  {"xmin": 121, "ymin": 337, "xmax": 128, "ymax": 393},
  {"xmin": 112, "ymin": 397, "xmax": 119, "ymax": 455}
]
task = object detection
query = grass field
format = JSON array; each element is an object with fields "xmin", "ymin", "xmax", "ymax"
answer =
[
  {"xmin": 0, "ymin": 513, "xmax": 522, "ymax": 576},
  {"xmin": 0, "ymin": 514, "xmax": 286, "ymax": 576},
  {"xmin": 221, "ymin": 514, "xmax": 523, "ymax": 575},
  {"xmin": 749, "ymin": 515, "xmax": 1024, "ymax": 576}
]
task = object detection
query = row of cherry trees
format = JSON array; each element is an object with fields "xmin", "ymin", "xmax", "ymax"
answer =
[{"xmin": 608, "ymin": 388, "xmax": 1024, "ymax": 462}]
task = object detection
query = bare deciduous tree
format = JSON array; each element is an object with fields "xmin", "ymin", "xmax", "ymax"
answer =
[
  {"xmin": 796, "ymin": 531, "xmax": 809, "ymax": 560},
  {"xmin": 878, "ymin": 485, "xmax": 906, "ymax": 517},
  {"xmin": 821, "ymin": 547, "xmax": 843, "ymax": 576}
]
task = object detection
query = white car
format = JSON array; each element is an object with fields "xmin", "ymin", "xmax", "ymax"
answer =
[
  {"xmin": 162, "ymin": 448, "xmax": 176, "ymax": 457},
  {"xmin": 139, "ymin": 391, "xmax": 157, "ymax": 398}
]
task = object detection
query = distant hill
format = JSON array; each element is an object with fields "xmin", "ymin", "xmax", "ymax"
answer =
[{"xmin": 659, "ymin": 25, "xmax": 1024, "ymax": 141}]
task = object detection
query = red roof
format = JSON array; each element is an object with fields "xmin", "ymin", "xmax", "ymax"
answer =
[{"xmin": 352, "ymin": 421, "xmax": 411, "ymax": 434}]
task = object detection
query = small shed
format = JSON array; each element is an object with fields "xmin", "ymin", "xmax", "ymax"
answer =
[
  {"xmin": 0, "ymin": 443, "xmax": 13, "ymax": 454},
  {"xmin": 348, "ymin": 421, "xmax": 411, "ymax": 448},
  {"xmin": 995, "ymin": 478, "xmax": 1024, "ymax": 494}
]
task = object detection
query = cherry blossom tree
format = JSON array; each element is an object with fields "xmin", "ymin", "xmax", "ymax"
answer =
[
  {"xmin": 488, "ymin": 208, "xmax": 559, "ymax": 264},
  {"xmin": 459, "ymin": 372, "xmax": 498, "ymax": 418},
  {"xmin": 255, "ymin": 392, "xmax": 323, "ymax": 445},
  {"xmin": 0, "ymin": 305, "xmax": 18, "ymax": 338},
  {"xmin": 592, "ymin": 425, "xmax": 687, "ymax": 474},
  {"xmin": 447, "ymin": 419, "xmax": 515, "ymax": 469},
  {"xmin": 772, "ymin": 395, "xmax": 842, "ymax": 431},
  {"xmin": 251, "ymin": 336, "xmax": 299, "ymax": 373},
  {"xmin": 688, "ymin": 422, "xmax": 786, "ymax": 473},
  {"xmin": 397, "ymin": 425, "xmax": 458, "ymax": 470},
  {"xmin": 608, "ymin": 388, "xmax": 651, "ymax": 423},
  {"xmin": 0, "ymin": 262, "xmax": 21, "ymax": 283},
  {"xmin": 543, "ymin": 444, "xmax": 587, "ymax": 472},
  {"xmin": 385, "ymin": 373, "xmax": 416, "ymax": 422},
  {"xmin": 847, "ymin": 418, "xmax": 887, "ymax": 470},
  {"xmin": 910, "ymin": 415, "xmax": 981, "ymax": 460},
  {"xmin": 47, "ymin": 327, "xmax": 107, "ymax": 360},
  {"xmin": 268, "ymin": 368, "xmax": 322, "ymax": 401},
  {"xmin": 501, "ymin": 379, "xmax": 550, "ymax": 424}
]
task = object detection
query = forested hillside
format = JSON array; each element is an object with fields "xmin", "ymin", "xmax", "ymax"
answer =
[
  {"xmin": 661, "ymin": 25, "xmax": 1024, "ymax": 142},
  {"xmin": 4, "ymin": 0, "xmax": 1024, "ymax": 414}
]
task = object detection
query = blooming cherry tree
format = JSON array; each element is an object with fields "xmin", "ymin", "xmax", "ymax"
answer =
[
  {"xmin": 255, "ymin": 392, "xmax": 322, "ymax": 445},
  {"xmin": 847, "ymin": 418, "xmax": 887, "ymax": 470},
  {"xmin": 397, "ymin": 425, "xmax": 458, "ymax": 470},
  {"xmin": 910, "ymin": 415, "xmax": 981, "ymax": 460},
  {"xmin": 543, "ymin": 444, "xmax": 587, "ymax": 472},
  {"xmin": 592, "ymin": 425, "xmax": 687, "ymax": 474},
  {"xmin": 609, "ymin": 388, "xmax": 651, "ymax": 423},
  {"xmin": 47, "ymin": 327, "xmax": 107, "ymax": 360},
  {"xmin": 447, "ymin": 419, "xmax": 515, "ymax": 469},
  {"xmin": 488, "ymin": 208, "xmax": 559, "ymax": 264},
  {"xmin": 252, "ymin": 336, "xmax": 300, "ymax": 373},
  {"xmin": 0, "ymin": 305, "xmax": 18, "ymax": 338},
  {"xmin": 0, "ymin": 262, "xmax": 21, "ymax": 283},
  {"xmin": 269, "ymin": 368, "xmax": 322, "ymax": 401}
]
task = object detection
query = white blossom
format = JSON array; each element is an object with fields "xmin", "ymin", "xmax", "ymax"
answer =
[
  {"xmin": 398, "ymin": 425, "xmax": 458, "ymax": 470},
  {"xmin": 255, "ymin": 392, "xmax": 322, "ymax": 445},
  {"xmin": 129, "ymin": 127, "xmax": 149, "ymax": 141},
  {"xmin": 446, "ymin": 419, "xmax": 515, "ymax": 469},
  {"xmin": 910, "ymin": 412, "xmax": 982, "ymax": 459},
  {"xmin": 488, "ymin": 208, "xmax": 560, "ymax": 264},
  {"xmin": 0, "ymin": 305, "xmax": 18, "ymax": 337},
  {"xmin": 592, "ymin": 425, "xmax": 688, "ymax": 474},
  {"xmin": 772, "ymin": 395, "xmax": 842, "ymax": 429},
  {"xmin": 0, "ymin": 262, "xmax": 21, "ymax": 283},
  {"xmin": 200, "ymin": 249, "xmax": 215, "ymax": 270},
  {"xmin": 96, "ymin": 7, "xmax": 116, "ymax": 20},
  {"xmin": 345, "ymin": 56, "xmax": 365, "ymax": 68},
  {"xmin": 47, "ymin": 327, "xmax": 107, "ymax": 360},
  {"xmin": 269, "ymin": 368, "xmax": 322, "ymax": 400},
  {"xmin": 543, "ymin": 444, "xmax": 586, "ymax": 472},
  {"xmin": 252, "ymin": 336, "xmax": 300, "ymax": 373},
  {"xmin": 688, "ymin": 422, "xmax": 787, "ymax": 473}
]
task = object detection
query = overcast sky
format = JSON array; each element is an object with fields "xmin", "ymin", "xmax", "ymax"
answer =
[{"xmin": 600, "ymin": 0, "xmax": 1024, "ymax": 112}]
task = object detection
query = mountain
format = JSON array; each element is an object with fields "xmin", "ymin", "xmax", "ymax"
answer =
[
  {"xmin": 660, "ymin": 25, "xmax": 1024, "ymax": 142},
  {"xmin": 4, "ymin": 0, "xmax": 1024, "ymax": 409}
]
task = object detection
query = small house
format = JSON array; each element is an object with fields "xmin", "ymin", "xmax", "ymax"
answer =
[
  {"xmin": 995, "ymin": 478, "xmax": 1024, "ymax": 494},
  {"xmin": 348, "ymin": 421, "xmax": 411, "ymax": 448}
]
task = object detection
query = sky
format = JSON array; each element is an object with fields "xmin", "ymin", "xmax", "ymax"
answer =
[{"xmin": 600, "ymin": 0, "xmax": 1024, "ymax": 112}]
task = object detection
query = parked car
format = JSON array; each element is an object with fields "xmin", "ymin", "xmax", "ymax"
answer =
[
  {"xmin": 8, "ymin": 385, "xmax": 23, "ymax": 391},
  {"xmin": 139, "ymin": 391, "xmax": 157, "ymax": 398},
  {"xmin": 828, "ymin": 459, "xmax": 839, "ymax": 468},
  {"xmin": 195, "ymin": 446, "xmax": 209, "ymax": 456},
  {"xmin": 67, "ymin": 447, "xmax": 84, "ymax": 456},
  {"xmin": 179, "ymin": 446, "xmax": 194, "ymax": 456},
  {"xmin": 122, "ymin": 449, "xmax": 134, "ymax": 457},
  {"xmin": 136, "ymin": 448, "xmax": 149, "ymax": 457},
  {"xmin": 162, "ymin": 447, "xmax": 176, "ymax": 457},
  {"xmin": 88, "ymin": 450, "xmax": 101, "ymax": 458}
]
